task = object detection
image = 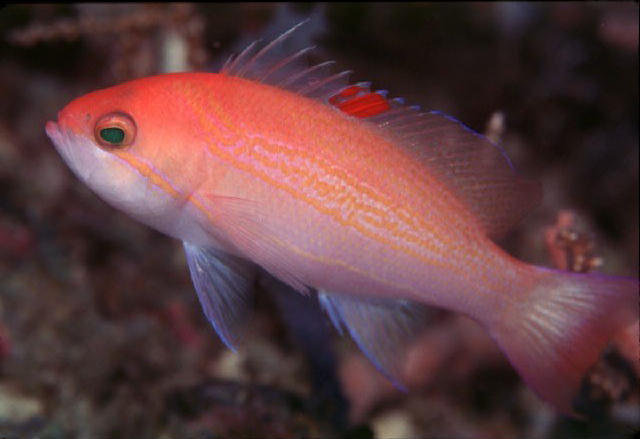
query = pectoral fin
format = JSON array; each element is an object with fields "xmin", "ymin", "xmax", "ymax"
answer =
[
  {"xmin": 183, "ymin": 241, "xmax": 257, "ymax": 351},
  {"xmin": 318, "ymin": 290, "xmax": 429, "ymax": 390}
]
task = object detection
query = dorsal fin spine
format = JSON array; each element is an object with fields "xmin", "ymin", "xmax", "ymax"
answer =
[
  {"xmin": 258, "ymin": 46, "xmax": 315, "ymax": 82},
  {"xmin": 300, "ymin": 70, "xmax": 352, "ymax": 96},
  {"xmin": 238, "ymin": 20, "xmax": 310, "ymax": 78},
  {"xmin": 279, "ymin": 60, "xmax": 335, "ymax": 87},
  {"xmin": 223, "ymin": 39, "xmax": 261, "ymax": 75}
]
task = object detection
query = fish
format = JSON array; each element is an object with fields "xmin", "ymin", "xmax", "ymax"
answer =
[{"xmin": 45, "ymin": 23, "xmax": 638, "ymax": 415}]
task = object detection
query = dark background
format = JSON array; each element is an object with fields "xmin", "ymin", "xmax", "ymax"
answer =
[{"xmin": 0, "ymin": 3, "xmax": 637, "ymax": 438}]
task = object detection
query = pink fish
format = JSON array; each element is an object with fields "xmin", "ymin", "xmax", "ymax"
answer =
[{"xmin": 45, "ymin": 24, "xmax": 638, "ymax": 415}]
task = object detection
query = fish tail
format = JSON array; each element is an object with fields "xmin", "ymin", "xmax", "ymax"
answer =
[{"xmin": 490, "ymin": 267, "xmax": 638, "ymax": 415}]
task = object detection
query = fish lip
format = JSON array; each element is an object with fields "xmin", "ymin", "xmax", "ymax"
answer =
[
  {"xmin": 45, "ymin": 120, "xmax": 74, "ymax": 165},
  {"xmin": 45, "ymin": 120, "xmax": 61, "ymax": 142},
  {"xmin": 45, "ymin": 120, "xmax": 70, "ymax": 157}
]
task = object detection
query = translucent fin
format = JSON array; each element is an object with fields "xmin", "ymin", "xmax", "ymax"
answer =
[
  {"xmin": 318, "ymin": 290, "xmax": 429, "ymax": 389},
  {"xmin": 183, "ymin": 242, "xmax": 256, "ymax": 350},
  {"xmin": 222, "ymin": 39, "xmax": 261, "ymax": 76},
  {"xmin": 233, "ymin": 20, "xmax": 309, "ymax": 78},
  {"xmin": 220, "ymin": 21, "xmax": 350, "ymax": 100},
  {"xmin": 491, "ymin": 268, "xmax": 638, "ymax": 415},
  {"xmin": 301, "ymin": 69, "xmax": 352, "ymax": 98},
  {"xmin": 278, "ymin": 60, "xmax": 336, "ymax": 89},
  {"xmin": 257, "ymin": 46, "xmax": 315, "ymax": 83},
  {"xmin": 396, "ymin": 110, "xmax": 542, "ymax": 238}
]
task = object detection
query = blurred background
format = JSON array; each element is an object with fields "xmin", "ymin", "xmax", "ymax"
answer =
[{"xmin": 0, "ymin": 3, "xmax": 638, "ymax": 438}]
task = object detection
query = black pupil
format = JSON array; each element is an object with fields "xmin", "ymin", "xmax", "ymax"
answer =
[{"xmin": 100, "ymin": 127, "xmax": 125, "ymax": 144}]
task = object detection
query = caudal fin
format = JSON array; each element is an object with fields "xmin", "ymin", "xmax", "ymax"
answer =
[{"xmin": 490, "ymin": 267, "xmax": 638, "ymax": 415}]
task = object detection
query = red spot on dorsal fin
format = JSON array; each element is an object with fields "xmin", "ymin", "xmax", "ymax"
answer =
[
  {"xmin": 328, "ymin": 84, "xmax": 366, "ymax": 103},
  {"xmin": 336, "ymin": 93, "xmax": 391, "ymax": 118},
  {"xmin": 329, "ymin": 86, "xmax": 391, "ymax": 118}
]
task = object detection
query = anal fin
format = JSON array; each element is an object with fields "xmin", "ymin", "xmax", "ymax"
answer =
[{"xmin": 318, "ymin": 290, "xmax": 430, "ymax": 390}]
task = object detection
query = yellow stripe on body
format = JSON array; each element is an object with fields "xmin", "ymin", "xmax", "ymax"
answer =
[
  {"xmin": 177, "ymin": 79, "xmax": 500, "ymax": 292},
  {"xmin": 116, "ymin": 152, "xmax": 181, "ymax": 198},
  {"xmin": 114, "ymin": 150, "xmax": 214, "ymax": 227}
]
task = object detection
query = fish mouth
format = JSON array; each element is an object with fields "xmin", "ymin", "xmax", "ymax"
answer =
[
  {"xmin": 45, "ymin": 120, "xmax": 62, "ymax": 145},
  {"xmin": 45, "ymin": 119, "xmax": 83, "ymax": 178},
  {"xmin": 45, "ymin": 120, "xmax": 73, "ymax": 164}
]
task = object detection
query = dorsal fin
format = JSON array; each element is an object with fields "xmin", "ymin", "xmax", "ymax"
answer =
[
  {"xmin": 221, "ymin": 21, "xmax": 353, "ymax": 100},
  {"xmin": 383, "ymin": 109, "xmax": 542, "ymax": 238},
  {"xmin": 221, "ymin": 23, "xmax": 542, "ymax": 239}
]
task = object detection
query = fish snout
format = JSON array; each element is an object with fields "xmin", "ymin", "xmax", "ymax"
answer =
[{"xmin": 45, "ymin": 120, "xmax": 61, "ymax": 142}]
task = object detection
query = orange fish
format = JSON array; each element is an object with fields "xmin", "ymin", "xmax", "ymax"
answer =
[{"xmin": 45, "ymin": 24, "xmax": 637, "ymax": 415}]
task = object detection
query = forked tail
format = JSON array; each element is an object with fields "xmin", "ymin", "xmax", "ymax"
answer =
[{"xmin": 490, "ymin": 267, "xmax": 638, "ymax": 415}]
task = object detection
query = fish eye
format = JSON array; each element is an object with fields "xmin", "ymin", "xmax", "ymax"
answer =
[{"xmin": 94, "ymin": 112, "xmax": 136, "ymax": 149}]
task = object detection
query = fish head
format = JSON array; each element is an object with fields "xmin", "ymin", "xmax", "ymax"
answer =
[{"xmin": 45, "ymin": 75, "xmax": 213, "ymax": 243}]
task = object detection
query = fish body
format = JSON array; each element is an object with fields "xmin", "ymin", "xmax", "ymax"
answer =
[
  {"xmin": 50, "ymin": 72, "xmax": 519, "ymax": 317},
  {"xmin": 46, "ymin": 25, "xmax": 637, "ymax": 415}
]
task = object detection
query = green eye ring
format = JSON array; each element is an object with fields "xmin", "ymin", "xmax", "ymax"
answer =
[{"xmin": 94, "ymin": 112, "xmax": 136, "ymax": 149}]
